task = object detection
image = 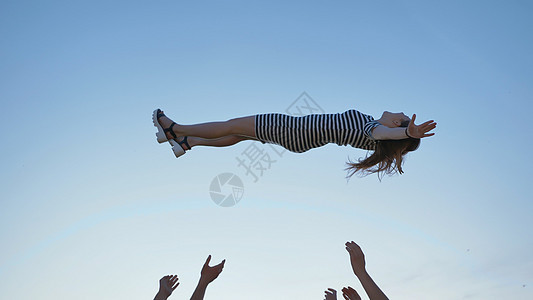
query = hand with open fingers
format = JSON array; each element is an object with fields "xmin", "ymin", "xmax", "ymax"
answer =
[
  {"xmin": 200, "ymin": 255, "xmax": 226, "ymax": 284},
  {"xmin": 346, "ymin": 241, "xmax": 366, "ymax": 275},
  {"xmin": 157, "ymin": 275, "xmax": 179, "ymax": 298},
  {"xmin": 406, "ymin": 114, "xmax": 437, "ymax": 139},
  {"xmin": 342, "ymin": 286, "xmax": 361, "ymax": 300},
  {"xmin": 324, "ymin": 288, "xmax": 338, "ymax": 300}
]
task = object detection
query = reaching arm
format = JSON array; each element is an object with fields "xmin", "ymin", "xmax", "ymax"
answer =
[
  {"xmin": 154, "ymin": 275, "xmax": 179, "ymax": 300},
  {"xmin": 371, "ymin": 114, "xmax": 436, "ymax": 140},
  {"xmin": 190, "ymin": 255, "xmax": 226, "ymax": 300},
  {"xmin": 190, "ymin": 280, "xmax": 208, "ymax": 300},
  {"xmin": 345, "ymin": 241, "xmax": 389, "ymax": 300},
  {"xmin": 371, "ymin": 126, "xmax": 410, "ymax": 140}
]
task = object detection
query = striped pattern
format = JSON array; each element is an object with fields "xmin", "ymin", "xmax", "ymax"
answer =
[{"xmin": 255, "ymin": 110, "xmax": 380, "ymax": 153}]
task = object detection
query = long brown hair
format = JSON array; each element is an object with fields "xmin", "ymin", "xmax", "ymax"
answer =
[{"xmin": 346, "ymin": 122, "xmax": 420, "ymax": 179}]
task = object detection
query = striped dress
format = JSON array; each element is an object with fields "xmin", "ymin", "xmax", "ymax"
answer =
[{"xmin": 254, "ymin": 109, "xmax": 380, "ymax": 153}]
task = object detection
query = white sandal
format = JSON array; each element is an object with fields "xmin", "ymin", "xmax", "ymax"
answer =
[
  {"xmin": 152, "ymin": 109, "xmax": 178, "ymax": 143},
  {"xmin": 168, "ymin": 136, "xmax": 191, "ymax": 158}
]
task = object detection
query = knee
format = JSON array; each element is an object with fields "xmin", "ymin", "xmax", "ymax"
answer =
[{"xmin": 227, "ymin": 117, "xmax": 254, "ymax": 136}]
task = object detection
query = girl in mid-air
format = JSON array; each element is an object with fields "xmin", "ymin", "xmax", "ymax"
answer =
[{"xmin": 152, "ymin": 108, "xmax": 436, "ymax": 177}]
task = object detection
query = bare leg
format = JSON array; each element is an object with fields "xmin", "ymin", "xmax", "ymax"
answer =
[
  {"xmin": 158, "ymin": 112, "xmax": 256, "ymax": 140},
  {"xmin": 183, "ymin": 135, "xmax": 256, "ymax": 149}
]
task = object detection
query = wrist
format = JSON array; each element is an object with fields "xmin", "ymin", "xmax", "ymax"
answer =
[
  {"xmin": 353, "ymin": 268, "xmax": 368, "ymax": 278},
  {"xmin": 405, "ymin": 128, "xmax": 413, "ymax": 138},
  {"xmin": 198, "ymin": 277, "xmax": 211, "ymax": 288},
  {"xmin": 154, "ymin": 291, "xmax": 169, "ymax": 300}
]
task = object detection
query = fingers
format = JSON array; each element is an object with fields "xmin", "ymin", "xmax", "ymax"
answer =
[
  {"xmin": 204, "ymin": 255, "xmax": 226, "ymax": 268},
  {"xmin": 409, "ymin": 114, "xmax": 437, "ymax": 129},
  {"xmin": 345, "ymin": 242, "xmax": 353, "ymax": 255},
  {"xmin": 345, "ymin": 241, "xmax": 352, "ymax": 251},
  {"xmin": 217, "ymin": 259, "xmax": 226, "ymax": 267},
  {"xmin": 345, "ymin": 241, "xmax": 362, "ymax": 253},
  {"xmin": 342, "ymin": 294, "xmax": 349, "ymax": 300},
  {"xmin": 170, "ymin": 275, "xmax": 179, "ymax": 290},
  {"xmin": 201, "ymin": 255, "xmax": 226, "ymax": 282},
  {"xmin": 159, "ymin": 275, "xmax": 179, "ymax": 294},
  {"xmin": 420, "ymin": 120, "xmax": 435, "ymax": 126},
  {"xmin": 209, "ymin": 258, "xmax": 226, "ymax": 278},
  {"xmin": 212, "ymin": 259, "xmax": 226, "ymax": 271},
  {"xmin": 204, "ymin": 255, "xmax": 212, "ymax": 267},
  {"xmin": 216, "ymin": 260, "xmax": 225, "ymax": 273},
  {"xmin": 407, "ymin": 116, "xmax": 436, "ymax": 138},
  {"xmin": 420, "ymin": 120, "xmax": 436, "ymax": 130},
  {"xmin": 418, "ymin": 120, "xmax": 437, "ymax": 138},
  {"xmin": 324, "ymin": 288, "xmax": 337, "ymax": 300},
  {"xmin": 342, "ymin": 286, "xmax": 361, "ymax": 300}
]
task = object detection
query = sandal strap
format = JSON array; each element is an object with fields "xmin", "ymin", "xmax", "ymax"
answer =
[
  {"xmin": 177, "ymin": 136, "xmax": 191, "ymax": 151},
  {"xmin": 164, "ymin": 123, "xmax": 178, "ymax": 139},
  {"xmin": 157, "ymin": 110, "xmax": 178, "ymax": 139}
]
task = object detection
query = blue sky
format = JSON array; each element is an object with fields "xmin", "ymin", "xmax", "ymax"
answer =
[{"xmin": 1, "ymin": 1, "xmax": 532, "ymax": 299}]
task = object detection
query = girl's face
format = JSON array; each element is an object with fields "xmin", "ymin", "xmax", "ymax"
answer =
[{"xmin": 380, "ymin": 111, "xmax": 410, "ymax": 128}]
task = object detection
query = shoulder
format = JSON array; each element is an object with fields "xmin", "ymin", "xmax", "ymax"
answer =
[
  {"xmin": 363, "ymin": 120, "xmax": 381, "ymax": 140},
  {"xmin": 343, "ymin": 109, "xmax": 375, "ymax": 120}
]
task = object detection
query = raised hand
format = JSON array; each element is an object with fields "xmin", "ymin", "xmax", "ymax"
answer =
[
  {"xmin": 155, "ymin": 275, "xmax": 179, "ymax": 300},
  {"xmin": 406, "ymin": 114, "xmax": 436, "ymax": 139},
  {"xmin": 191, "ymin": 255, "xmax": 227, "ymax": 300},
  {"xmin": 345, "ymin": 241, "xmax": 389, "ymax": 300},
  {"xmin": 346, "ymin": 241, "xmax": 366, "ymax": 276},
  {"xmin": 200, "ymin": 255, "xmax": 225, "ymax": 284},
  {"xmin": 324, "ymin": 288, "xmax": 337, "ymax": 300},
  {"xmin": 342, "ymin": 286, "xmax": 361, "ymax": 300}
]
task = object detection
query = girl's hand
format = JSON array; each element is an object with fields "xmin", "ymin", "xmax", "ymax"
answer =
[{"xmin": 407, "ymin": 114, "xmax": 436, "ymax": 138}]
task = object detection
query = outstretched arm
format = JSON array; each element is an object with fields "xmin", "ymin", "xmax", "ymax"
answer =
[
  {"xmin": 190, "ymin": 255, "xmax": 226, "ymax": 300},
  {"xmin": 372, "ymin": 114, "xmax": 436, "ymax": 140},
  {"xmin": 154, "ymin": 275, "xmax": 180, "ymax": 300},
  {"xmin": 346, "ymin": 241, "xmax": 389, "ymax": 300}
]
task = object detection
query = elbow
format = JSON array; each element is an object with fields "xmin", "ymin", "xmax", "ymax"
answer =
[
  {"xmin": 372, "ymin": 133, "xmax": 383, "ymax": 140},
  {"xmin": 371, "ymin": 131, "xmax": 384, "ymax": 140},
  {"xmin": 370, "ymin": 126, "xmax": 386, "ymax": 140}
]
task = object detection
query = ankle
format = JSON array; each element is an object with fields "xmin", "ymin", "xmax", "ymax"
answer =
[
  {"xmin": 184, "ymin": 137, "xmax": 195, "ymax": 149},
  {"xmin": 176, "ymin": 136, "xmax": 192, "ymax": 151}
]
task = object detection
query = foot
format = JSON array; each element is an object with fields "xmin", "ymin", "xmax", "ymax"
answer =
[
  {"xmin": 157, "ymin": 111, "xmax": 180, "ymax": 140},
  {"xmin": 173, "ymin": 136, "xmax": 192, "ymax": 151},
  {"xmin": 169, "ymin": 136, "xmax": 191, "ymax": 158}
]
